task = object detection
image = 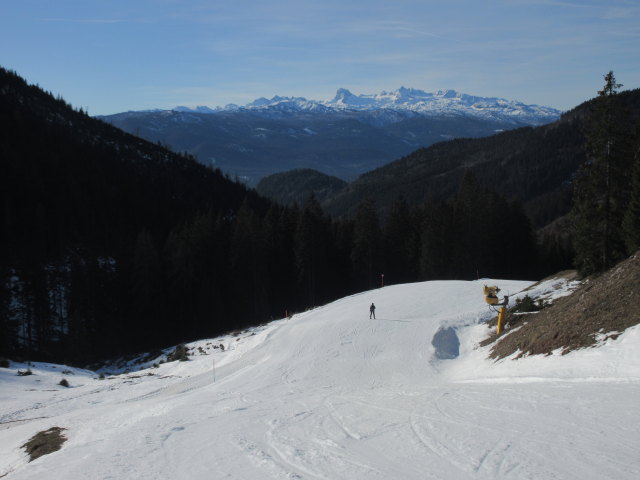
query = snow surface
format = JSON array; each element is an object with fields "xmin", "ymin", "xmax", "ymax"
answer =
[{"xmin": 1, "ymin": 278, "xmax": 639, "ymax": 479}]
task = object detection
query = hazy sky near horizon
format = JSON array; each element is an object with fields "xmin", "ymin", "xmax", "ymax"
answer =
[{"xmin": 2, "ymin": 0, "xmax": 639, "ymax": 115}]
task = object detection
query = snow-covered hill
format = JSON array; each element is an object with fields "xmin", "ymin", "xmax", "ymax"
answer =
[
  {"xmin": 175, "ymin": 87, "xmax": 561, "ymax": 126},
  {"xmin": 1, "ymin": 278, "xmax": 639, "ymax": 479}
]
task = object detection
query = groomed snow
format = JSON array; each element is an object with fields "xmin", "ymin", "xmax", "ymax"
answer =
[{"xmin": 1, "ymin": 278, "xmax": 639, "ymax": 479}]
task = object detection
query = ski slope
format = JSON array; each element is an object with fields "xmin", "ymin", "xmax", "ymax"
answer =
[{"xmin": 1, "ymin": 278, "xmax": 639, "ymax": 479}]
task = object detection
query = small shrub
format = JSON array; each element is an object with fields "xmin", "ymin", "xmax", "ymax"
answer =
[
  {"xmin": 513, "ymin": 295, "xmax": 543, "ymax": 313},
  {"xmin": 61, "ymin": 370, "xmax": 73, "ymax": 375},
  {"xmin": 17, "ymin": 368, "xmax": 33, "ymax": 376},
  {"xmin": 98, "ymin": 373, "xmax": 105, "ymax": 380},
  {"xmin": 59, "ymin": 378, "xmax": 70, "ymax": 388},
  {"xmin": 0, "ymin": 358, "xmax": 10, "ymax": 368},
  {"xmin": 167, "ymin": 344, "xmax": 189, "ymax": 362}
]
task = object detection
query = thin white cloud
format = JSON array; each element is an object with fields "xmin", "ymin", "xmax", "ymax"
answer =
[
  {"xmin": 345, "ymin": 20, "xmax": 448, "ymax": 40},
  {"xmin": 602, "ymin": 6, "xmax": 640, "ymax": 19},
  {"xmin": 39, "ymin": 17, "xmax": 132, "ymax": 24}
]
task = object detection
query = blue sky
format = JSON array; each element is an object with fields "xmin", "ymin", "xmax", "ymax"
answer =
[{"xmin": 2, "ymin": 0, "xmax": 639, "ymax": 115}]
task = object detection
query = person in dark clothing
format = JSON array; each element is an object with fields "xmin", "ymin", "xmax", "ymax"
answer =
[{"xmin": 369, "ymin": 303, "xmax": 376, "ymax": 319}]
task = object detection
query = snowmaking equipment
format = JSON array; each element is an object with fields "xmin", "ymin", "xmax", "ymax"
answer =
[{"xmin": 483, "ymin": 285, "xmax": 509, "ymax": 334}]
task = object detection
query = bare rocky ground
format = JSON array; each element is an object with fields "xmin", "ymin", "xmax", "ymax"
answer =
[{"xmin": 482, "ymin": 251, "xmax": 640, "ymax": 360}]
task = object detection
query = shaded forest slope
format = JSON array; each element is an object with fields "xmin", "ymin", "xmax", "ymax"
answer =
[{"xmin": 322, "ymin": 89, "xmax": 640, "ymax": 228}]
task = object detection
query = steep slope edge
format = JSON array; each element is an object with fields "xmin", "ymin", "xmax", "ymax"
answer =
[{"xmin": 487, "ymin": 251, "xmax": 640, "ymax": 359}]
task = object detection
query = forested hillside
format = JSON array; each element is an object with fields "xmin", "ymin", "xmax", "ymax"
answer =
[
  {"xmin": 256, "ymin": 169, "xmax": 347, "ymax": 205},
  {"xmin": 0, "ymin": 67, "xmax": 271, "ymax": 364},
  {"xmin": 0, "ymin": 67, "xmax": 611, "ymax": 366},
  {"xmin": 320, "ymin": 89, "xmax": 640, "ymax": 229}
]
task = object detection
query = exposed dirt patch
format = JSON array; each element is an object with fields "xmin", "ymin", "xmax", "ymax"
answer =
[
  {"xmin": 486, "ymin": 251, "xmax": 640, "ymax": 360},
  {"xmin": 22, "ymin": 427, "xmax": 67, "ymax": 462}
]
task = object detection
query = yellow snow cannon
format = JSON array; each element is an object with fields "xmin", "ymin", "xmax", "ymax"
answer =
[
  {"xmin": 483, "ymin": 285, "xmax": 501, "ymax": 305},
  {"xmin": 483, "ymin": 285, "xmax": 509, "ymax": 335}
]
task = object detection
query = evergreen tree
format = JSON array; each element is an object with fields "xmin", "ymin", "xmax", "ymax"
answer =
[
  {"xmin": 622, "ymin": 129, "xmax": 640, "ymax": 253},
  {"xmin": 0, "ymin": 266, "xmax": 14, "ymax": 357},
  {"xmin": 294, "ymin": 194, "xmax": 330, "ymax": 306},
  {"xmin": 450, "ymin": 171, "xmax": 496, "ymax": 279},
  {"xmin": 131, "ymin": 229, "xmax": 164, "ymax": 341},
  {"xmin": 263, "ymin": 204, "xmax": 298, "ymax": 317},
  {"xmin": 383, "ymin": 196, "xmax": 419, "ymax": 284},
  {"xmin": 164, "ymin": 212, "xmax": 224, "ymax": 341},
  {"xmin": 572, "ymin": 71, "xmax": 634, "ymax": 275},
  {"xmin": 419, "ymin": 201, "xmax": 455, "ymax": 280},
  {"xmin": 351, "ymin": 199, "xmax": 382, "ymax": 290},
  {"xmin": 230, "ymin": 201, "xmax": 269, "ymax": 325}
]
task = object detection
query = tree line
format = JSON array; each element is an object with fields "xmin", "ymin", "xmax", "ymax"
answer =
[
  {"xmin": 1, "ymin": 179, "xmax": 541, "ymax": 366},
  {"xmin": 571, "ymin": 71, "xmax": 640, "ymax": 275}
]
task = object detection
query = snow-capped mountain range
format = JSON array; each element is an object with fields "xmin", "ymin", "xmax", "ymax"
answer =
[
  {"xmin": 173, "ymin": 87, "xmax": 561, "ymax": 125},
  {"xmin": 101, "ymin": 87, "xmax": 563, "ymax": 185}
]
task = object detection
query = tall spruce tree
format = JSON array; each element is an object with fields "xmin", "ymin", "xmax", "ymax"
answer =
[
  {"xmin": 622, "ymin": 128, "xmax": 640, "ymax": 253},
  {"xmin": 350, "ymin": 199, "xmax": 383, "ymax": 290},
  {"xmin": 383, "ymin": 196, "xmax": 419, "ymax": 284},
  {"xmin": 295, "ymin": 194, "xmax": 330, "ymax": 306},
  {"xmin": 419, "ymin": 201, "xmax": 455, "ymax": 280},
  {"xmin": 230, "ymin": 201, "xmax": 269, "ymax": 325},
  {"xmin": 572, "ymin": 71, "xmax": 634, "ymax": 275}
]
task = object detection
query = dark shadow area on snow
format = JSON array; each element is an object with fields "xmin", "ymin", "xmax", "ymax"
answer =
[{"xmin": 432, "ymin": 327, "xmax": 460, "ymax": 359}]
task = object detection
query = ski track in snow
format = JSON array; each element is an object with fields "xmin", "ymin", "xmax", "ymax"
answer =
[{"xmin": 1, "ymin": 278, "xmax": 639, "ymax": 479}]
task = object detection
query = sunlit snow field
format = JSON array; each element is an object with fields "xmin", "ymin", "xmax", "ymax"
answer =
[{"xmin": 1, "ymin": 278, "xmax": 639, "ymax": 479}]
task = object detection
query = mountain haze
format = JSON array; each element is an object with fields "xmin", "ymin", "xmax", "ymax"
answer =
[{"xmin": 99, "ymin": 88, "xmax": 561, "ymax": 185}]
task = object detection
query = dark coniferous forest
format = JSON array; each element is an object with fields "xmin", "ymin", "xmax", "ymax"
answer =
[{"xmin": 1, "ymin": 67, "xmax": 637, "ymax": 366}]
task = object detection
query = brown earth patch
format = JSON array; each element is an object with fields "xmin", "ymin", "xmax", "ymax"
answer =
[
  {"xmin": 485, "ymin": 251, "xmax": 640, "ymax": 360},
  {"xmin": 22, "ymin": 427, "xmax": 67, "ymax": 462}
]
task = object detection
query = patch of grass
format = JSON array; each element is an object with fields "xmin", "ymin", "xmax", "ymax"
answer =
[{"xmin": 22, "ymin": 427, "xmax": 67, "ymax": 461}]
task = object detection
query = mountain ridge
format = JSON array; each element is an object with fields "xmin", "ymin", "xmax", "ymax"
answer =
[
  {"xmin": 308, "ymin": 87, "xmax": 640, "ymax": 228},
  {"xmin": 99, "ymin": 88, "xmax": 560, "ymax": 186},
  {"xmin": 167, "ymin": 86, "xmax": 561, "ymax": 126}
]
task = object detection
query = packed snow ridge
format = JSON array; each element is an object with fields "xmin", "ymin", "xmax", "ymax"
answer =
[
  {"xmin": 172, "ymin": 87, "xmax": 561, "ymax": 125},
  {"xmin": 2, "ymin": 278, "xmax": 639, "ymax": 479}
]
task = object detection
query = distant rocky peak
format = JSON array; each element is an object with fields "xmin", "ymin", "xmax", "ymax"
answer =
[
  {"xmin": 331, "ymin": 88, "xmax": 355, "ymax": 102},
  {"xmin": 169, "ymin": 87, "xmax": 561, "ymax": 125}
]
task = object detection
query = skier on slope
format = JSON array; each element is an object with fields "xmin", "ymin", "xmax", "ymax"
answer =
[{"xmin": 369, "ymin": 303, "xmax": 376, "ymax": 319}]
